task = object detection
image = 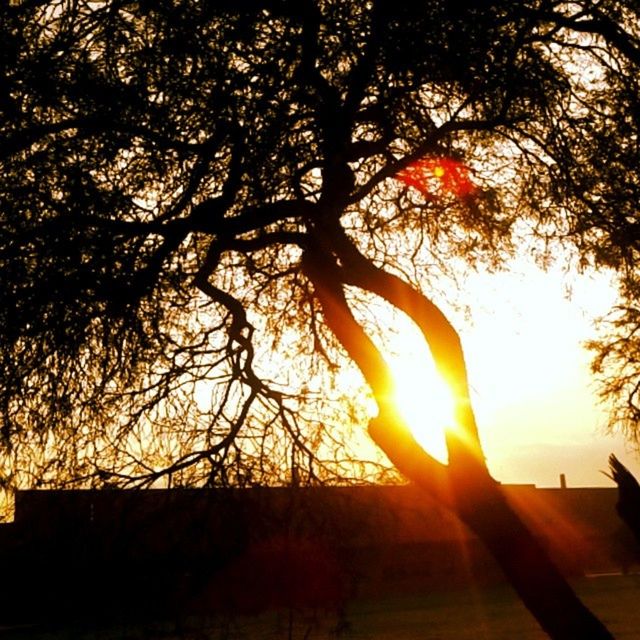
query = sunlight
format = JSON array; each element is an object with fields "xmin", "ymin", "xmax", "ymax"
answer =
[{"xmin": 384, "ymin": 323, "xmax": 454, "ymax": 463}]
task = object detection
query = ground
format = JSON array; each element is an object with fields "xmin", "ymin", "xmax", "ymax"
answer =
[{"xmin": 4, "ymin": 574, "xmax": 640, "ymax": 639}]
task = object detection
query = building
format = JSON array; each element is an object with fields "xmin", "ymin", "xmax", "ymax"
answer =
[{"xmin": 0, "ymin": 483, "xmax": 634, "ymax": 624}]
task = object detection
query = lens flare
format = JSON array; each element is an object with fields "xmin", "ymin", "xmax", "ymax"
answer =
[
  {"xmin": 384, "ymin": 326, "xmax": 456, "ymax": 464},
  {"xmin": 396, "ymin": 157, "xmax": 475, "ymax": 199}
]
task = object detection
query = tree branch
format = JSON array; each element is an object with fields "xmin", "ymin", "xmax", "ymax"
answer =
[
  {"xmin": 302, "ymin": 238, "xmax": 615, "ymax": 640},
  {"xmin": 190, "ymin": 199, "xmax": 317, "ymax": 236},
  {"xmin": 529, "ymin": 8, "xmax": 640, "ymax": 66},
  {"xmin": 319, "ymin": 223, "xmax": 486, "ymax": 472}
]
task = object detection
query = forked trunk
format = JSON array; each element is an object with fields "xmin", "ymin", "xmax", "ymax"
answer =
[{"xmin": 303, "ymin": 240, "xmax": 614, "ymax": 639}]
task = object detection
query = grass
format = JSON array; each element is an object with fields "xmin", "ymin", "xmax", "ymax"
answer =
[
  {"xmin": 342, "ymin": 574, "xmax": 640, "ymax": 639},
  {"xmin": 5, "ymin": 574, "xmax": 640, "ymax": 639}
]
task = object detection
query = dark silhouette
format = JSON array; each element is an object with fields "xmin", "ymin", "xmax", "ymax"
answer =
[
  {"xmin": 608, "ymin": 454, "xmax": 640, "ymax": 546},
  {"xmin": 0, "ymin": 485, "xmax": 627, "ymax": 627},
  {"xmin": 3, "ymin": 2, "xmax": 640, "ymax": 637}
]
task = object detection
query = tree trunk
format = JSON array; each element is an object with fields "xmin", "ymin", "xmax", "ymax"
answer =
[
  {"xmin": 302, "ymin": 239, "xmax": 614, "ymax": 639},
  {"xmin": 452, "ymin": 470, "xmax": 612, "ymax": 639}
]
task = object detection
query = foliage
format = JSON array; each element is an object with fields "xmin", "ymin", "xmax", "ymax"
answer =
[{"xmin": 1, "ymin": 0, "xmax": 640, "ymax": 488}]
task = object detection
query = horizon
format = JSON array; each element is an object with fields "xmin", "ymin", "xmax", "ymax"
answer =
[{"xmin": 461, "ymin": 263, "xmax": 640, "ymax": 489}]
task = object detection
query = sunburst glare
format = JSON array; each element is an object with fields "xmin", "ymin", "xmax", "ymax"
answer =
[{"xmin": 384, "ymin": 322, "xmax": 455, "ymax": 464}]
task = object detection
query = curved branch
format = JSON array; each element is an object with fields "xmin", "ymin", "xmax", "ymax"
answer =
[
  {"xmin": 190, "ymin": 198, "xmax": 317, "ymax": 236},
  {"xmin": 528, "ymin": 8, "xmax": 640, "ymax": 66},
  {"xmin": 301, "ymin": 244, "xmax": 451, "ymax": 505},
  {"xmin": 194, "ymin": 241, "xmax": 277, "ymax": 400},
  {"xmin": 322, "ymin": 223, "xmax": 485, "ymax": 472}
]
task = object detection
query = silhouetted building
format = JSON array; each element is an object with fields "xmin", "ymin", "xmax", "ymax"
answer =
[{"xmin": 0, "ymin": 484, "xmax": 634, "ymax": 624}]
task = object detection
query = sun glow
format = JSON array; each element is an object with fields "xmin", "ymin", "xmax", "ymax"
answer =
[
  {"xmin": 384, "ymin": 324, "xmax": 455, "ymax": 464},
  {"xmin": 396, "ymin": 156, "xmax": 476, "ymax": 199},
  {"xmin": 432, "ymin": 164, "xmax": 446, "ymax": 178}
]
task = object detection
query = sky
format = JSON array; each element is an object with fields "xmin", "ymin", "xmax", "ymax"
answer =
[{"xmin": 440, "ymin": 262, "xmax": 640, "ymax": 488}]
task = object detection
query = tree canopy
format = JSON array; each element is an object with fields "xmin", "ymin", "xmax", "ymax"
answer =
[
  {"xmin": 2, "ymin": 0, "xmax": 640, "ymax": 489},
  {"xmin": 6, "ymin": 2, "xmax": 640, "ymax": 636}
]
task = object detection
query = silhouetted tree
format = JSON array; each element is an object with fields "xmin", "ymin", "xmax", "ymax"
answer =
[{"xmin": 3, "ymin": 1, "xmax": 640, "ymax": 637}]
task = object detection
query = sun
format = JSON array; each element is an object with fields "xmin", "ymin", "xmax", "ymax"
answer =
[{"xmin": 384, "ymin": 324, "xmax": 454, "ymax": 463}]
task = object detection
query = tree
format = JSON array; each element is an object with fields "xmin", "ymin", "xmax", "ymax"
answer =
[{"xmin": 2, "ymin": 0, "xmax": 640, "ymax": 637}]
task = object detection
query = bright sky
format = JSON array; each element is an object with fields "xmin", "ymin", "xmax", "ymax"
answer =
[{"xmin": 387, "ymin": 261, "xmax": 640, "ymax": 488}]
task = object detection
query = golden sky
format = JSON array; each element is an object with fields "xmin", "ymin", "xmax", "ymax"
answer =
[{"xmin": 389, "ymin": 260, "xmax": 640, "ymax": 488}]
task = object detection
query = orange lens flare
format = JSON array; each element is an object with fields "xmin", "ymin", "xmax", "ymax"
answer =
[{"xmin": 396, "ymin": 157, "xmax": 475, "ymax": 199}]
